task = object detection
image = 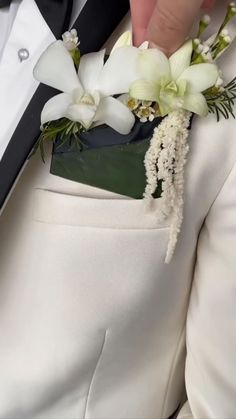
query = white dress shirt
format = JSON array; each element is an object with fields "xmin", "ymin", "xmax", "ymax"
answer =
[
  {"xmin": 0, "ymin": 0, "xmax": 87, "ymax": 160},
  {"xmin": 0, "ymin": 0, "xmax": 20, "ymax": 61}
]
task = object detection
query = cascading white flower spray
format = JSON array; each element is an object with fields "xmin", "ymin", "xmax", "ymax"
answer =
[{"xmin": 144, "ymin": 110, "xmax": 191, "ymax": 263}]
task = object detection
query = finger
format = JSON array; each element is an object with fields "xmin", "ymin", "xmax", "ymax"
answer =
[
  {"xmin": 130, "ymin": 0, "xmax": 157, "ymax": 46},
  {"xmin": 147, "ymin": 0, "xmax": 203, "ymax": 55}
]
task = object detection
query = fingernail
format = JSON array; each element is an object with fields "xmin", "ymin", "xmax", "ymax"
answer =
[{"xmin": 149, "ymin": 41, "xmax": 169, "ymax": 55}]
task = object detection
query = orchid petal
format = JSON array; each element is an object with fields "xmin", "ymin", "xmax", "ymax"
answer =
[
  {"xmin": 130, "ymin": 80, "xmax": 159, "ymax": 102},
  {"xmin": 34, "ymin": 41, "xmax": 81, "ymax": 94},
  {"xmin": 110, "ymin": 31, "xmax": 132, "ymax": 54},
  {"xmin": 41, "ymin": 93, "xmax": 72, "ymax": 125},
  {"xmin": 96, "ymin": 46, "xmax": 140, "ymax": 96},
  {"xmin": 183, "ymin": 93, "xmax": 209, "ymax": 116},
  {"xmin": 138, "ymin": 48, "xmax": 170, "ymax": 83},
  {"xmin": 169, "ymin": 40, "xmax": 193, "ymax": 80},
  {"xmin": 66, "ymin": 103, "xmax": 96, "ymax": 128},
  {"xmin": 78, "ymin": 49, "xmax": 106, "ymax": 92},
  {"xmin": 94, "ymin": 97, "xmax": 135, "ymax": 134},
  {"xmin": 178, "ymin": 63, "xmax": 218, "ymax": 93}
]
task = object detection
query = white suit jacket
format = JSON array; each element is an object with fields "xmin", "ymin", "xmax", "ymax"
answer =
[{"xmin": 0, "ymin": 2, "xmax": 236, "ymax": 418}]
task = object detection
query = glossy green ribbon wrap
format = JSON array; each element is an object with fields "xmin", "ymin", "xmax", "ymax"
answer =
[{"xmin": 50, "ymin": 119, "xmax": 163, "ymax": 199}]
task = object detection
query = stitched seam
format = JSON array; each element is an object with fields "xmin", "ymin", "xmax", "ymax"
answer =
[
  {"xmin": 83, "ymin": 330, "xmax": 108, "ymax": 419},
  {"xmin": 161, "ymin": 324, "xmax": 186, "ymax": 418}
]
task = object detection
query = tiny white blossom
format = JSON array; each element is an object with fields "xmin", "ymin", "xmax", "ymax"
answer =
[
  {"xmin": 229, "ymin": 2, "xmax": 236, "ymax": 14},
  {"xmin": 127, "ymin": 97, "xmax": 141, "ymax": 111},
  {"xmin": 224, "ymin": 35, "xmax": 232, "ymax": 44},
  {"xmin": 136, "ymin": 105, "xmax": 156, "ymax": 123},
  {"xmin": 62, "ymin": 29, "xmax": 80, "ymax": 51},
  {"xmin": 202, "ymin": 14, "xmax": 211, "ymax": 25},
  {"xmin": 193, "ymin": 38, "xmax": 200, "ymax": 46},
  {"xmin": 220, "ymin": 29, "xmax": 229, "ymax": 37},
  {"xmin": 196, "ymin": 44, "xmax": 204, "ymax": 54},
  {"xmin": 230, "ymin": 1, "xmax": 236, "ymax": 9}
]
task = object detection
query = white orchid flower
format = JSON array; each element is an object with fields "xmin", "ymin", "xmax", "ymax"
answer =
[
  {"xmin": 33, "ymin": 40, "xmax": 141, "ymax": 135},
  {"xmin": 112, "ymin": 31, "xmax": 149, "ymax": 110},
  {"xmin": 130, "ymin": 40, "xmax": 219, "ymax": 117},
  {"xmin": 111, "ymin": 31, "xmax": 149, "ymax": 54}
]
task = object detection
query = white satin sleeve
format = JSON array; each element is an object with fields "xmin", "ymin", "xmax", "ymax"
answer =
[{"xmin": 178, "ymin": 160, "xmax": 236, "ymax": 418}]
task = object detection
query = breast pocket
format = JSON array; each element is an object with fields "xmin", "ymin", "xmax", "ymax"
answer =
[{"xmin": 32, "ymin": 188, "xmax": 171, "ymax": 230}]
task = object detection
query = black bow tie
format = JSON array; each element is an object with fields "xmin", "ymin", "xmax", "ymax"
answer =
[{"xmin": 0, "ymin": 0, "xmax": 12, "ymax": 7}]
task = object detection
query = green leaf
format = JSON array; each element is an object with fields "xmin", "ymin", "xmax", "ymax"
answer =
[
  {"xmin": 71, "ymin": 48, "xmax": 81, "ymax": 70},
  {"xmin": 50, "ymin": 139, "xmax": 162, "ymax": 199}
]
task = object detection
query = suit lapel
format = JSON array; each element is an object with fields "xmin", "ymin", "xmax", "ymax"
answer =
[
  {"xmin": 35, "ymin": 0, "xmax": 73, "ymax": 37},
  {"xmin": 0, "ymin": 0, "xmax": 72, "ymax": 210},
  {"xmin": 73, "ymin": 0, "xmax": 130, "ymax": 55},
  {"xmin": 0, "ymin": 0, "xmax": 130, "ymax": 210}
]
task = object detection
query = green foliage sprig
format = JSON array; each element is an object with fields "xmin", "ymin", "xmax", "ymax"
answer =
[
  {"xmin": 30, "ymin": 118, "xmax": 84, "ymax": 162},
  {"xmin": 191, "ymin": 3, "xmax": 236, "ymax": 121},
  {"xmin": 206, "ymin": 77, "xmax": 236, "ymax": 121}
]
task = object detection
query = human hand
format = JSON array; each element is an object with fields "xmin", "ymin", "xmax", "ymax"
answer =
[{"xmin": 130, "ymin": 0, "xmax": 216, "ymax": 55}]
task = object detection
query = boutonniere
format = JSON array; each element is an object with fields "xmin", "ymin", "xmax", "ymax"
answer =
[{"xmin": 33, "ymin": 3, "xmax": 236, "ymax": 263}]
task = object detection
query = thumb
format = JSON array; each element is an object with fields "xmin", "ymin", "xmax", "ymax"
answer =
[{"xmin": 147, "ymin": 0, "xmax": 203, "ymax": 55}]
